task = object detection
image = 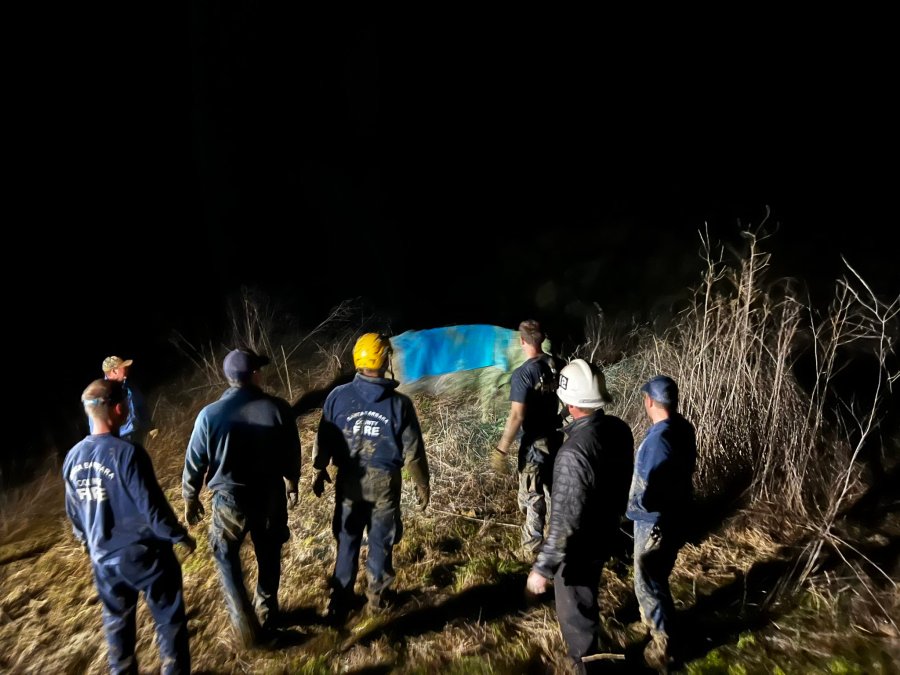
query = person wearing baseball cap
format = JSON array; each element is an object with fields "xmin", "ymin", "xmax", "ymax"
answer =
[
  {"xmin": 182, "ymin": 348, "xmax": 301, "ymax": 648},
  {"xmin": 627, "ymin": 375, "xmax": 697, "ymax": 671},
  {"xmin": 88, "ymin": 356, "xmax": 153, "ymax": 446}
]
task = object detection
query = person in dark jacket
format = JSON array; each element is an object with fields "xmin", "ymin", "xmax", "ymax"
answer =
[
  {"xmin": 627, "ymin": 375, "xmax": 697, "ymax": 671},
  {"xmin": 88, "ymin": 355, "xmax": 154, "ymax": 446},
  {"xmin": 64, "ymin": 378, "xmax": 195, "ymax": 674},
  {"xmin": 312, "ymin": 333, "xmax": 430, "ymax": 621},
  {"xmin": 182, "ymin": 348, "xmax": 302, "ymax": 647},
  {"xmin": 492, "ymin": 319, "xmax": 566, "ymax": 555},
  {"xmin": 526, "ymin": 359, "xmax": 634, "ymax": 673}
]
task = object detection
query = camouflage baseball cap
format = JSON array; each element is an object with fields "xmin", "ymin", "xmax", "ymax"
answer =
[{"xmin": 102, "ymin": 355, "xmax": 134, "ymax": 373}]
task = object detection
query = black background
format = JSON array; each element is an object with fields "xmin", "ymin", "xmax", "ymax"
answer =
[{"xmin": 4, "ymin": 9, "xmax": 897, "ymax": 484}]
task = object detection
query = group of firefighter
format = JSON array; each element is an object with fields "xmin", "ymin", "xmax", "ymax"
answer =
[{"xmin": 64, "ymin": 321, "xmax": 696, "ymax": 674}]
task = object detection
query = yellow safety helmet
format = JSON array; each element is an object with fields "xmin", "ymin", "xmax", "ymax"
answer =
[{"xmin": 353, "ymin": 333, "xmax": 392, "ymax": 370}]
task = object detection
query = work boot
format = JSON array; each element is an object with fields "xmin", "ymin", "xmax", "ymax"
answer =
[
  {"xmin": 258, "ymin": 606, "xmax": 281, "ymax": 632},
  {"xmin": 326, "ymin": 591, "xmax": 353, "ymax": 626},
  {"xmin": 644, "ymin": 632, "xmax": 674, "ymax": 673},
  {"xmin": 325, "ymin": 603, "xmax": 348, "ymax": 626},
  {"xmin": 365, "ymin": 588, "xmax": 395, "ymax": 615},
  {"xmin": 255, "ymin": 593, "xmax": 280, "ymax": 631}
]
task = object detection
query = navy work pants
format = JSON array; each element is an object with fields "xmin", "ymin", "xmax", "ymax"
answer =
[
  {"xmin": 92, "ymin": 544, "xmax": 189, "ymax": 674},
  {"xmin": 331, "ymin": 467, "xmax": 402, "ymax": 602},
  {"xmin": 554, "ymin": 559, "xmax": 603, "ymax": 669}
]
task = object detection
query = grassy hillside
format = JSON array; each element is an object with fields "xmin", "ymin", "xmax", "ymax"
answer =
[{"xmin": 1, "ymin": 233, "xmax": 898, "ymax": 674}]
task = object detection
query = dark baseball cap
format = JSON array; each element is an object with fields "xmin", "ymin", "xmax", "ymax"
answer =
[
  {"xmin": 223, "ymin": 349, "xmax": 270, "ymax": 381},
  {"xmin": 641, "ymin": 375, "xmax": 678, "ymax": 405}
]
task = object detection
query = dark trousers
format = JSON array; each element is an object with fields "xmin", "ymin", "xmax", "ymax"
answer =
[
  {"xmin": 210, "ymin": 491, "xmax": 288, "ymax": 640},
  {"xmin": 92, "ymin": 544, "xmax": 189, "ymax": 675},
  {"xmin": 633, "ymin": 520, "xmax": 680, "ymax": 637},
  {"xmin": 554, "ymin": 560, "xmax": 603, "ymax": 666},
  {"xmin": 331, "ymin": 467, "xmax": 402, "ymax": 601}
]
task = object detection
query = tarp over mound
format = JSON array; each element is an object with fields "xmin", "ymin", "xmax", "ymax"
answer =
[{"xmin": 391, "ymin": 324, "xmax": 518, "ymax": 383}]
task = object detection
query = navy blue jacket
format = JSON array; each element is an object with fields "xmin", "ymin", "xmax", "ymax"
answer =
[
  {"xmin": 63, "ymin": 433, "xmax": 190, "ymax": 563},
  {"xmin": 626, "ymin": 413, "xmax": 697, "ymax": 526},
  {"xmin": 182, "ymin": 385, "xmax": 301, "ymax": 501},
  {"xmin": 313, "ymin": 373, "xmax": 429, "ymax": 484}
]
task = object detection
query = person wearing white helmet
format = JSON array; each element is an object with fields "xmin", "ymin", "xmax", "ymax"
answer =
[{"xmin": 526, "ymin": 359, "xmax": 634, "ymax": 673}]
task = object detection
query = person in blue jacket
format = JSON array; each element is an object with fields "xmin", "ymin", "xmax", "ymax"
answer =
[
  {"xmin": 64, "ymin": 378, "xmax": 195, "ymax": 674},
  {"xmin": 182, "ymin": 348, "xmax": 302, "ymax": 648},
  {"xmin": 626, "ymin": 375, "xmax": 697, "ymax": 671},
  {"xmin": 311, "ymin": 333, "xmax": 430, "ymax": 621},
  {"xmin": 94, "ymin": 355, "xmax": 154, "ymax": 446}
]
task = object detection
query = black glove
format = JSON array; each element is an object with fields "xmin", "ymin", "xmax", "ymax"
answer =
[
  {"xmin": 416, "ymin": 483, "xmax": 430, "ymax": 512},
  {"xmin": 285, "ymin": 479, "xmax": 299, "ymax": 509},
  {"xmin": 312, "ymin": 469, "xmax": 331, "ymax": 498},
  {"xmin": 184, "ymin": 498, "xmax": 205, "ymax": 526}
]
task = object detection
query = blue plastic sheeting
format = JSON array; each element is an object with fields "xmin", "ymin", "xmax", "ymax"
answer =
[{"xmin": 392, "ymin": 325, "xmax": 517, "ymax": 383}]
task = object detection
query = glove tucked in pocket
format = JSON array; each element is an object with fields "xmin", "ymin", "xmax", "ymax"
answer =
[{"xmin": 525, "ymin": 437, "xmax": 552, "ymax": 466}]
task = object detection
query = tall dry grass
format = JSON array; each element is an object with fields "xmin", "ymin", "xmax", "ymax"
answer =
[
  {"xmin": 577, "ymin": 227, "xmax": 899, "ymax": 632},
  {"xmin": 1, "ymin": 235, "xmax": 897, "ymax": 673}
]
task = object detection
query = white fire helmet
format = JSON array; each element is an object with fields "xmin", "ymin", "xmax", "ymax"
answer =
[{"xmin": 556, "ymin": 359, "xmax": 612, "ymax": 408}]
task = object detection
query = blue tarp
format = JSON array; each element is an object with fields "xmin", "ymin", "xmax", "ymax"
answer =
[{"xmin": 392, "ymin": 325, "xmax": 517, "ymax": 383}]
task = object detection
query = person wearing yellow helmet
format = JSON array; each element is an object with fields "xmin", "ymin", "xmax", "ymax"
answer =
[
  {"xmin": 352, "ymin": 332, "xmax": 393, "ymax": 370},
  {"xmin": 312, "ymin": 333, "xmax": 430, "ymax": 622}
]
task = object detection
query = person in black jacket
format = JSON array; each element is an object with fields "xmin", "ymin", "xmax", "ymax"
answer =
[{"xmin": 526, "ymin": 359, "xmax": 634, "ymax": 673}]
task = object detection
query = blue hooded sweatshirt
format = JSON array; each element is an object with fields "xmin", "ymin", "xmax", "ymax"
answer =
[{"xmin": 313, "ymin": 373, "xmax": 428, "ymax": 481}]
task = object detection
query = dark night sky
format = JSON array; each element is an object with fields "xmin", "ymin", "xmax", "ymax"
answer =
[{"xmin": 5, "ymin": 9, "xmax": 897, "ymax": 480}]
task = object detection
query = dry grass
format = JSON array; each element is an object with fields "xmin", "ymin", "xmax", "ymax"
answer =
[{"xmin": 2, "ymin": 235, "xmax": 898, "ymax": 673}]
